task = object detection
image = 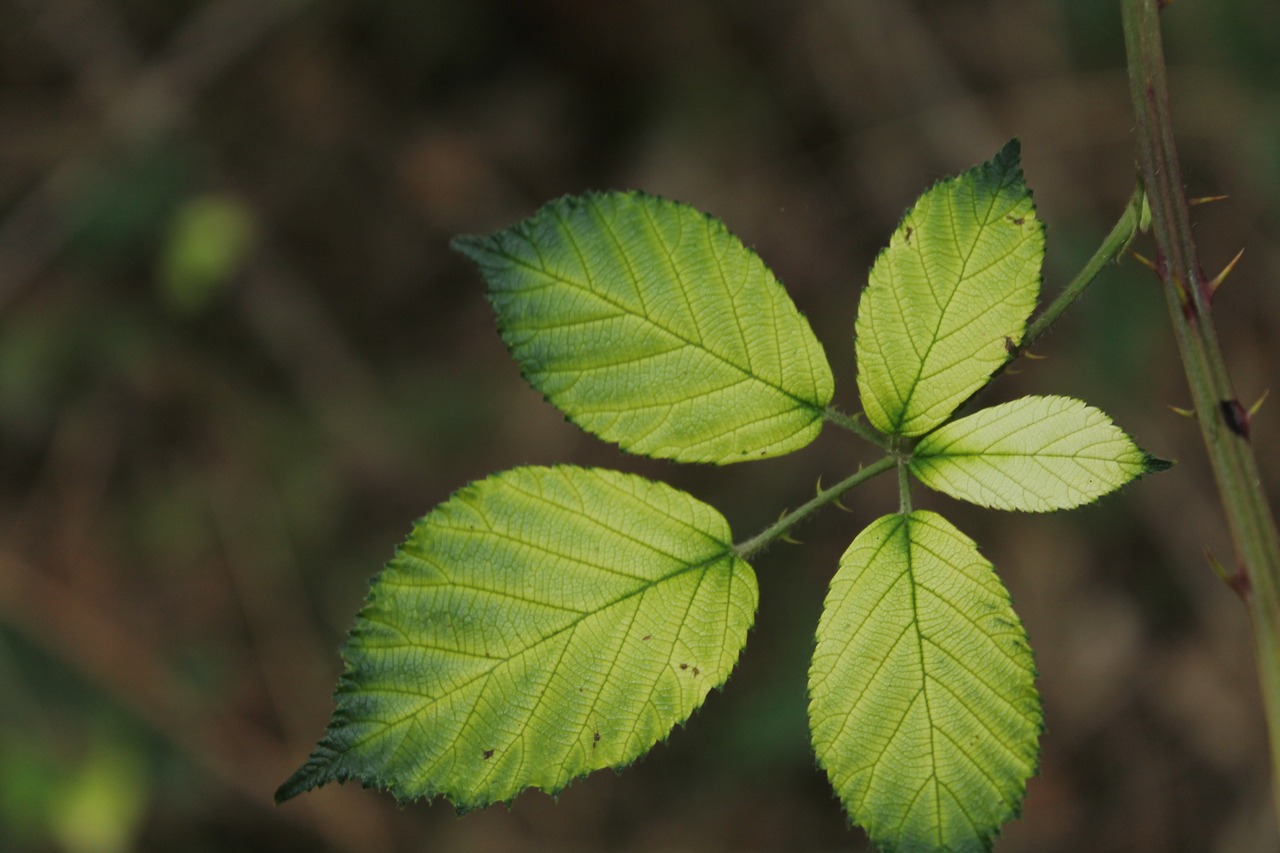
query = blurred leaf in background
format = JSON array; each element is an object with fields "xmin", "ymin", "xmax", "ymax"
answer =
[
  {"xmin": 158, "ymin": 193, "xmax": 257, "ymax": 316},
  {"xmin": 48, "ymin": 733, "xmax": 149, "ymax": 853}
]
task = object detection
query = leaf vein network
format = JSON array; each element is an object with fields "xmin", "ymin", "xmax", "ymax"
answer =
[{"xmin": 493, "ymin": 248, "xmax": 820, "ymax": 413}]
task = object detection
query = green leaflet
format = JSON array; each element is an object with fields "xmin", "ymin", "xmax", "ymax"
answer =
[
  {"xmin": 809, "ymin": 512, "xmax": 1040, "ymax": 853},
  {"xmin": 912, "ymin": 395, "xmax": 1172, "ymax": 512},
  {"xmin": 855, "ymin": 140, "xmax": 1043, "ymax": 437},
  {"xmin": 277, "ymin": 466, "xmax": 757, "ymax": 808},
  {"xmin": 453, "ymin": 192, "xmax": 834, "ymax": 464}
]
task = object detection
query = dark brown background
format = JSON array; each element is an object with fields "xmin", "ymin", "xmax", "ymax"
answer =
[{"xmin": 2, "ymin": 1, "xmax": 1279, "ymax": 850}]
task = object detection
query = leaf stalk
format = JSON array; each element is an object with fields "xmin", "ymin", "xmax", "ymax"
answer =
[
  {"xmin": 943, "ymin": 186, "xmax": 1144, "ymax": 429},
  {"xmin": 897, "ymin": 461, "xmax": 912, "ymax": 514},
  {"xmin": 824, "ymin": 407, "xmax": 890, "ymax": 449},
  {"xmin": 1017, "ymin": 184, "xmax": 1145, "ymax": 356},
  {"xmin": 734, "ymin": 455, "xmax": 896, "ymax": 560},
  {"xmin": 980, "ymin": 184, "xmax": 1145, "ymax": 393}
]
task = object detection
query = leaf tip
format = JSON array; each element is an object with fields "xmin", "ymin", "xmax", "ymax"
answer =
[
  {"xmin": 994, "ymin": 136, "xmax": 1023, "ymax": 170},
  {"xmin": 449, "ymin": 232, "xmax": 489, "ymax": 261},
  {"xmin": 274, "ymin": 758, "xmax": 327, "ymax": 805},
  {"xmin": 1142, "ymin": 453, "xmax": 1175, "ymax": 474},
  {"xmin": 982, "ymin": 138, "xmax": 1029, "ymax": 195}
]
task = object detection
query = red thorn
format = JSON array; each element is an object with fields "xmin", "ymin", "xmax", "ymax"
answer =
[{"xmin": 1220, "ymin": 399, "xmax": 1250, "ymax": 440}]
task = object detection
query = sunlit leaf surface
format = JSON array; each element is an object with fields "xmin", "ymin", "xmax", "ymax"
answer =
[
  {"xmin": 856, "ymin": 141, "xmax": 1043, "ymax": 437},
  {"xmin": 809, "ymin": 512, "xmax": 1040, "ymax": 852},
  {"xmin": 278, "ymin": 466, "xmax": 757, "ymax": 807},
  {"xmin": 454, "ymin": 191, "xmax": 833, "ymax": 463},
  {"xmin": 912, "ymin": 395, "xmax": 1171, "ymax": 512}
]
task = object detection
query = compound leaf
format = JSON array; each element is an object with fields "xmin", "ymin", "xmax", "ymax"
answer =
[
  {"xmin": 809, "ymin": 511, "xmax": 1040, "ymax": 852},
  {"xmin": 277, "ymin": 466, "xmax": 757, "ymax": 807},
  {"xmin": 911, "ymin": 395, "xmax": 1172, "ymax": 512},
  {"xmin": 856, "ymin": 140, "xmax": 1043, "ymax": 437},
  {"xmin": 453, "ymin": 192, "xmax": 834, "ymax": 464}
]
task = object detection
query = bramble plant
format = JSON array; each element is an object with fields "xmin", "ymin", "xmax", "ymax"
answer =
[{"xmin": 276, "ymin": 141, "xmax": 1174, "ymax": 850}]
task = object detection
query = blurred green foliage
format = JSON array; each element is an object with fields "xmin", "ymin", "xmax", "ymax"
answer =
[{"xmin": 159, "ymin": 194, "xmax": 256, "ymax": 316}]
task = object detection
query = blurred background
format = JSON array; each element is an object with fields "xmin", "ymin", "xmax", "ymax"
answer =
[{"xmin": 2, "ymin": 0, "xmax": 1279, "ymax": 850}]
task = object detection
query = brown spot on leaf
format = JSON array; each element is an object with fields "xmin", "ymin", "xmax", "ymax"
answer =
[
  {"xmin": 679, "ymin": 663, "xmax": 688, "ymax": 670},
  {"xmin": 641, "ymin": 635, "xmax": 651, "ymax": 641},
  {"xmin": 692, "ymin": 667, "xmax": 700, "ymax": 677},
  {"xmin": 903, "ymin": 226, "xmax": 913, "ymax": 244},
  {"xmin": 482, "ymin": 749, "xmax": 494, "ymax": 760}
]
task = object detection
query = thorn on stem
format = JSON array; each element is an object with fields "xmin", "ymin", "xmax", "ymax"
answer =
[
  {"xmin": 1168, "ymin": 404, "xmax": 1196, "ymax": 419},
  {"xmin": 1206, "ymin": 248, "xmax": 1245, "ymax": 301},
  {"xmin": 1207, "ymin": 549, "xmax": 1250, "ymax": 598},
  {"xmin": 1249, "ymin": 390, "xmax": 1269, "ymax": 419},
  {"xmin": 1220, "ymin": 399, "xmax": 1250, "ymax": 440},
  {"xmin": 1206, "ymin": 548, "xmax": 1229, "ymax": 582},
  {"xmin": 1129, "ymin": 249, "xmax": 1157, "ymax": 271},
  {"xmin": 1145, "ymin": 249, "xmax": 1199, "ymax": 319},
  {"xmin": 1188, "ymin": 194, "xmax": 1229, "ymax": 206}
]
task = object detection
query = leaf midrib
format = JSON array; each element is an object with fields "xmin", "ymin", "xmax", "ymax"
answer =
[
  {"xmin": 892, "ymin": 176, "xmax": 1009, "ymax": 433},
  {"xmin": 490, "ymin": 236, "xmax": 824, "ymax": 417},
  {"xmin": 341, "ymin": 546, "xmax": 738, "ymax": 751}
]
